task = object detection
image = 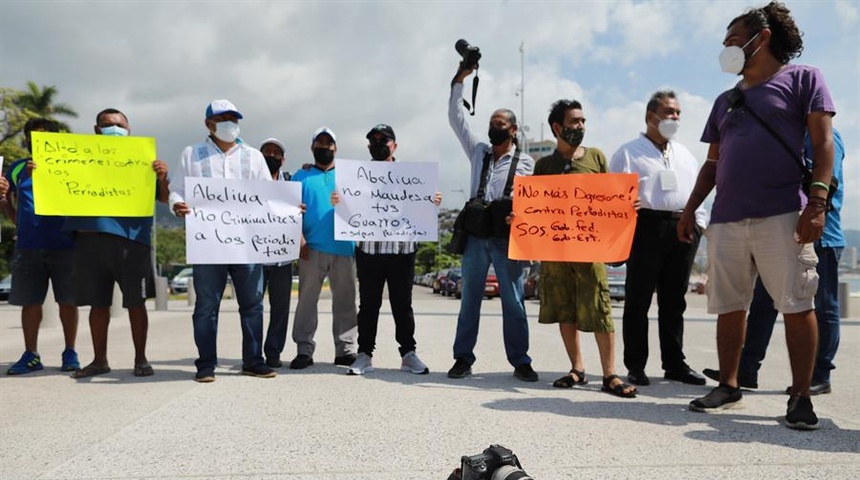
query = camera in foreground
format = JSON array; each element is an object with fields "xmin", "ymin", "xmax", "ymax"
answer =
[
  {"xmin": 455, "ymin": 39, "xmax": 482, "ymax": 69},
  {"xmin": 448, "ymin": 445, "xmax": 533, "ymax": 480}
]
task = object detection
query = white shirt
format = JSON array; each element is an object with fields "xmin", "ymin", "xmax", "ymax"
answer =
[
  {"xmin": 448, "ymin": 83, "xmax": 534, "ymax": 201},
  {"xmin": 609, "ymin": 133, "xmax": 708, "ymax": 228},
  {"xmin": 168, "ymin": 137, "xmax": 271, "ymax": 212}
]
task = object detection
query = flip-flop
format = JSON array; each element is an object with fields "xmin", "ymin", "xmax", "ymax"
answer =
[
  {"xmin": 71, "ymin": 364, "xmax": 111, "ymax": 379},
  {"xmin": 133, "ymin": 364, "xmax": 154, "ymax": 377},
  {"xmin": 552, "ymin": 369, "xmax": 587, "ymax": 388},
  {"xmin": 602, "ymin": 374, "xmax": 637, "ymax": 398}
]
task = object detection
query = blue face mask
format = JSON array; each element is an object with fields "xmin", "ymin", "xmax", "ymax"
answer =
[{"xmin": 100, "ymin": 125, "xmax": 129, "ymax": 137}]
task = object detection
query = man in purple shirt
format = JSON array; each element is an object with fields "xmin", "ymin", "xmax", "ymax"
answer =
[{"xmin": 677, "ymin": 1, "xmax": 835, "ymax": 430}]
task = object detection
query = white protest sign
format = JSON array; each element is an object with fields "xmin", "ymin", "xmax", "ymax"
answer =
[
  {"xmin": 334, "ymin": 159, "xmax": 438, "ymax": 241},
  {"xmin": 185, "ymin": 177, "xmax": 302, "ymax": 264}
]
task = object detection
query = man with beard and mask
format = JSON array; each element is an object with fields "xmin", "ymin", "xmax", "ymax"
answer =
[
  {"xmin": 288, "ymin": 127, "xmax": 357, "ymax": 370},
  {"xmin": 448, "ymin": 63, "xmax": 537, "ymax": 382},
  {"xmin": 677, "ymin": 1, "xmax": 835, "ymax": 430},
  {"xmin": 258, "ymin": 138, "xmax": 294, "ymax": 368},
  {"xmin": 170, "ymin": 99, "xmax": 275, "ymax": 382},
  {"xmin": 535, "ymin": 99, "xmax": 637, "ymax": 399},
  {"xmin": 329, "ymin": 124, "xmax": 441, "ymax": 376},
  {"xmin": 67, "ymin": 108, "xmax": 170, "ymax": 380},
  {"xmin": 609, "ymin": 91, "xmax": 708, "ymax": 388}
]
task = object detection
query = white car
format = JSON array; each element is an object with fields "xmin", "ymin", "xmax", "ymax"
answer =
[{"xmin": 169, "ymin": 268, "xmax": 193, "ymax": 294}]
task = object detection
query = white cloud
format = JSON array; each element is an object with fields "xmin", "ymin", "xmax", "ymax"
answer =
[{"xmin": 0, "ymin": 0, "xmax": 856, "ymax": 229}]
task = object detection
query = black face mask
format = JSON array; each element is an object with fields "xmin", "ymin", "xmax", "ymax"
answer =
[
  {"xmin": 264, "ymin": 155, "xmax": 282, "ymax": 174},
  {"xmin": 313, "ymin": 148, "xmax": 335, "ymax": 166},
  {"xmin": 369, "ymin": 143, "xmax": 391, "ymax": 160},
  {"xmin": 488, "ymin": 126, "xmax": 511, "ymax": 146},
  {"xmin": 559, "ymin": 127, "xmax": 584, "ymax": 147}
]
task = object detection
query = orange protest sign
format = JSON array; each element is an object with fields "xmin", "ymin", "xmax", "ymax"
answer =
[{"xmin": 509, "ymin": 173, "xmax": 639, "ymax": 262}]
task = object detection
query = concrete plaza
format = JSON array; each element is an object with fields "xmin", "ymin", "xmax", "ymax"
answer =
[{"xmin": 1, "ymin": 288, "xmax": 858, "ymax": 479}]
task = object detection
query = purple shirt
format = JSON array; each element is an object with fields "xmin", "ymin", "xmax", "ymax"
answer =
[{"xmin": 701, "ymin": 64, "xmax": 835, "ymax": 224}]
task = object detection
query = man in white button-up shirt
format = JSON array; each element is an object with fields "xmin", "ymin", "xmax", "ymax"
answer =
[
  {"xmin": 169, "ymin": 99, "xmax": 274, "ymax": 383},
  {"xmin": 609, "ymin": 90, "xmax": 708, "ymax": 388}
]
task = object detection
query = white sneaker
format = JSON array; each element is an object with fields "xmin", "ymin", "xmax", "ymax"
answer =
[
  {"xmin": 347, "ymin": 353, "xmax": 373, "ymax": 375},
  {"xmin": 401, "ymin": 351, "xmax": 429, "ymax": 374}
]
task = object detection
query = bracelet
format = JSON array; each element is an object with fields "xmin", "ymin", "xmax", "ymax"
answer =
[{"xmin": 810, "ymin": 181, "xmax": 830, "ymax": 191}]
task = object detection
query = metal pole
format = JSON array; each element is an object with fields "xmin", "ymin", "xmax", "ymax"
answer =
[{"xmin": 520, "ymin": 40, "xmax": 527, "ymax": 152}]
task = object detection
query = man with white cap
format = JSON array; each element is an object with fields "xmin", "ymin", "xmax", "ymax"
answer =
[
  {"xmin": 170, "ymin": 99, "xmax": 274, "ymax": 382},
  {"xmin": 288, "ymin": 127, "xmax": 357, "ymax": 370},
  {"xmin": 259, "ymin": 137, "xmax": 294, "ymax": 368}
]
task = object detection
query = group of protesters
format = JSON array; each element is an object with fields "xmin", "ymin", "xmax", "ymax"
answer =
[{"xmin": 1, "ymin": 1, "xmax": 844, "ymax": 432}]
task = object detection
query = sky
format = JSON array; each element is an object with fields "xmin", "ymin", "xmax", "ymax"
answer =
[{"xmin": 1, "ymin": 0, "xmax": 857, "ymax": 229}]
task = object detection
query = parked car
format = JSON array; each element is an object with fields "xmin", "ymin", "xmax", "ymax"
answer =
[
  {"xmin": 524, "ymin": 262, "xmax": 540, "ymax": 300},
  {"xmin": 606, "ymin": 263, "xmax": 627, "ymax": 301},
  {"xmin": 442, "ymin": 268, "xmax": 461, "ymax": 297},
  {"xmin": 484, "ymin": 265, "xmax": 500, "ymax": 299},
  {"xmin": 432, "ymin": 271, "xmax": 448, "ymax": 294},
  {"xmin": 169, "ymin": 267, "xmax": 193, "ymax": 294},
  {"xmin": 455, "ymin": 278, "xmax": 463, "ymax": 299},
  {"xmin": 0, "ymin": 275, "xmax": 12, "ymax": 301}
]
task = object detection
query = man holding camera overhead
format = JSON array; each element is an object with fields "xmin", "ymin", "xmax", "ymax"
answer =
[{"xmin": 447, "ymin": 47, "xmax": 537, "ymax": 382}]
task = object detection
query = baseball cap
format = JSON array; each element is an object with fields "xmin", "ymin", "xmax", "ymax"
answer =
[
  {"xmin": 205, "ymin": 99, "xmax": 243, "ymax": 119},
  {"xmin": 366, "ymin": 123, "xmax": 396, "ymax": 141},
  {"xmin": 260, "ymin": 138, "xmax": 286, "ymax": 154},
  {"xmin": 311, "ymin": 127, "xmax": 336, "ymax": 145}
]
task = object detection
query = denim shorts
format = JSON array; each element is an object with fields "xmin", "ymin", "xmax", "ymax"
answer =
[{"xmin": 9, "ymin": 248, "xmax": 77, "ymax": 306}]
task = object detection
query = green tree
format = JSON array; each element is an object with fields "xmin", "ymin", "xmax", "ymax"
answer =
[
  {"xmin": 155, "ymin": 227, "xmax": 187, "ymax": 271},
  {"xmin": 0, "ymin": 87, "xmax": 29, "ymax": 164},
  {"xmin": 15, "ymin": 81, "xmax": 78, "ymax": 132}
]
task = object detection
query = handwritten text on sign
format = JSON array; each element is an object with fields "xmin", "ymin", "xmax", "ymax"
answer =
[
  {"xmin": 185, "ymin": 177, "xmax": 302, "ymax": 265},
  {"xmin": 30, "ymin": 132, "xmax": 157, "ymax": 217},
  {"xmin": 334, "ymin": 159, "xmax": 438, "ymax": 241},
  {"xmin": 509, "ymin": 173, "xmax": 639, "ymax": 262}
]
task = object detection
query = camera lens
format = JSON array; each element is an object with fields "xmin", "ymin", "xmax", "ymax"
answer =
[
  {"xmin": 491, "ymin": 465, "xmax": 533, "ymax": 480},
  {"xmin": 455, "ymin": 39, "xmax": 471, "ymax": 56}
]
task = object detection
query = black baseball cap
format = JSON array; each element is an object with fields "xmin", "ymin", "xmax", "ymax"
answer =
[{"xmin": 366, "ymin": 123, "xmax": 396, "ymax": 141}]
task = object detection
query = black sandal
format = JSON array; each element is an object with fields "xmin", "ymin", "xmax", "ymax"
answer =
[
  {"xmin": 602, "ymin": 374, "xmax": 637, "ymax": 398},
  {"xmin": 553, "ymin": 369, "xmax": 587, "ymax": 388}
]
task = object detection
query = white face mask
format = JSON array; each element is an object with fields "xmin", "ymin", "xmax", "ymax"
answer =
[
  {"xmin": 657, "ymin": 118, "xmax": 680, "ymax": 140},
  {"xmin": 718, "ymin": 32, "xmax": 761, "ymax": 75},
  {"xmin": 213, "ymin": 121, "xmax": 240, "ymax": 143}
]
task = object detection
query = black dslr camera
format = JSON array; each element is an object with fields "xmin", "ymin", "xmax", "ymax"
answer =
[
  {"xmin": 455, "ymin": 39, "xmax": 482, "ymax": 69},
  {"xmin": 448, "ymin": 445, "xmax": 533, "ymax": 480}
]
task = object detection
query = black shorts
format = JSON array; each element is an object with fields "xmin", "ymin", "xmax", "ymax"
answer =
[{"xmin": 74, "ymin": 233, "xmax": 154, "ymax": 308}]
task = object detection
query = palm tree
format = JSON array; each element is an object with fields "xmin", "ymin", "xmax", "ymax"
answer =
[{"xmin": 15, "ymin": 81, "xmax": 78, "ymax": 132}]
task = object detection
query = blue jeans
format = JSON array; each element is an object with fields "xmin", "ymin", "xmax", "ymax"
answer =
[
  {"xmin": 192, "ymin": 264, "xmax": 265, "ymax": 372},
  {"xmin": 740, "ymin": 245, "xmax": 842, "ymax": 383},
  {"xmin": 453, "ymin": 235, "xmax": 531, "ymax": 367}
]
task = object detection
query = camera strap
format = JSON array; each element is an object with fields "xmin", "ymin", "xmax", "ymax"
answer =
[
  {"xmin": 727, "ymin": 87, "xmax": 808, "ymax": 179},
  {"xmin": 474, "ymin": 151, "xmax": 492, "ymax": 201},
  {"xmin": 502, "ymin": 149, "xmax": 521, "ymax": 198},
  {"xmin": 462, "ymin": 70, "xmax": 479, "ymax": 116}
]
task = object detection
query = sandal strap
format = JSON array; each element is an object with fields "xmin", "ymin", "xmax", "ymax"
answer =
[{"xmin": 603, "ymin": 374, "xmax": 620, "ymax": 386}]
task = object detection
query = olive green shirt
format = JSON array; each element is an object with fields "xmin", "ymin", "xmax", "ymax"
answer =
[{"xmin": 534, "ymin": 147, "xmax": 607, "ymax": 176}]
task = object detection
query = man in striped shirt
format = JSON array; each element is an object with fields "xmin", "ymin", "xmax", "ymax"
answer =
[{"xmin": 341, "ymin": 124, "xmax": 440, "ymax": 376}]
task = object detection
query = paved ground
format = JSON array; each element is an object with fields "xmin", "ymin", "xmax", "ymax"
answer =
[{"xmin": 1, "ymin": 289, "xmax": 858, "ymax": 480}]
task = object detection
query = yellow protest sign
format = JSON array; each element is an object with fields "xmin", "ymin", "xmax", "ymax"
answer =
[{"xmin": 31, "ymin": 132, "xmax": 157, "ymax": 217}]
